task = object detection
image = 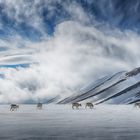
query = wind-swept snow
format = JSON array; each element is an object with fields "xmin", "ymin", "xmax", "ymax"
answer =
[{"xmin": 0, "ymin": 104, "xmax": 140, "ymax": 140}]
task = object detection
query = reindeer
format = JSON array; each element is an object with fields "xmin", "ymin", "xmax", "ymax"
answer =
[
  {"xmin": 10, "ymin": 104, "xmax": 19, "ymax": 111},
  {"xmin": 72, "ymin": 102, "xmax": 82, "ymax": 109},
  {"xmin": 134, "ymin": 102, "xmax": 140, "ymax": 108},
  {"xmin": 85, "ymin": 102, "xmax": 94, "ymax": 109},
  {"xmin": 37, "ymin": 103, "xmax": 43, "ymax": 110}
]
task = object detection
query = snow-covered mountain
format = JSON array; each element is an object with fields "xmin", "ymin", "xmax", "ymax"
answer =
[{"xmin": 59, "ymin": 67, "xmax": 140, "ymax": 104}]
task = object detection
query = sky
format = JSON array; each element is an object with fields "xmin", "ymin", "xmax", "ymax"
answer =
[{"xmin": 0, "ymin": 0, "xmax": 140, "ymax": 103}]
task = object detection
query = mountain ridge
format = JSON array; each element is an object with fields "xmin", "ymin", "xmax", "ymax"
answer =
[{"xmin": 58, "ymin": 67, "xmax": 140, "ymax": 104}]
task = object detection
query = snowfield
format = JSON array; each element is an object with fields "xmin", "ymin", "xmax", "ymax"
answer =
[{"xmin": 0, "ymin": 104, "xmax": 140, "ymax": 140}]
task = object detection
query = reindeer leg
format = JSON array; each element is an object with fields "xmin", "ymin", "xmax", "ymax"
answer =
[{"xmin": 72, "ymin": 105, "xmax": 74, "ymax": 109}]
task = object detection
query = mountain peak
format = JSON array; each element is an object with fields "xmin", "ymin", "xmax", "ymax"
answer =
[{"xmin": 125, "ymin": 67, "xmax": 140, "ymax": 77}]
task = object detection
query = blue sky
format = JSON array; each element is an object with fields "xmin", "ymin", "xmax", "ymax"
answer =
[{"xmin": 0, "ymin": 0, "xmax": 140, "ymax": 42}]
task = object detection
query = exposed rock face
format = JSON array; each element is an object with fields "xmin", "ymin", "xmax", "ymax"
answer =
[{"xmin": 125, "ymin": 67, "xmax": 140, "ymax": 77}]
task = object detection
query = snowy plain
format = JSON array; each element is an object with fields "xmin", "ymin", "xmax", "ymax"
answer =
[{"xmin": 0, "ymin": 104, "xmax": 140, "ymax": 140}]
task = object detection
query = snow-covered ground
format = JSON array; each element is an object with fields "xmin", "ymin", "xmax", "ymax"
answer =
[{"xmin": 0, "ymin": 104, "xmax": 140, "ymax": 140}]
